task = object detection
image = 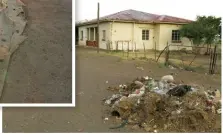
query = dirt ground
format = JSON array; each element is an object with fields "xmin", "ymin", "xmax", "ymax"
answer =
[
  {"xmin": 0, "ymin": 0, "xmax": 72, "ymax": 103},
  {"xmin": 3, "ymin": 47, "xmax": 221, "ymax": 132}
]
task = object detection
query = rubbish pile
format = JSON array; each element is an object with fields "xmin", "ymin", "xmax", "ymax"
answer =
[{"xmin": 104, "ymin": 75, "xmax": 221, "ymax": 132}]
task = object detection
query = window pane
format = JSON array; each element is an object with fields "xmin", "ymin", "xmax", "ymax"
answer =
[
  {"xmin": 142, "ymin": 35, "xmax": 145, "ymax": 40},
  {"xmin": 146, "ymin": 30, "xmax": 149, "ymax": 34},
  {"xmin": 146, "ymin": 36, "xmax": 149, "ymax": 40},
  {"xmin": 172, "ymin": 30, "xmax": 180, "ymax": 41},
  {"xmin": 142, "ymin": 29, "xmax": 150, "ymax": 40}
]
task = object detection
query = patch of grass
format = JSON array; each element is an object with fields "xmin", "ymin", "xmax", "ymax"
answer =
[
  {"xmin": 168, "ymin": 61, "xmax": 181, "ymax": 69},
  {"xmin": 164, "ymin": 60, "xmax": 206, "ymax": 73},
  {"xmin": 158, "ymin": 63, "xmax": 166, "ymax": 68},
  {"xmin": 139, "ymin": 57, "xmax": 149, "ymax": 60},
  {"xmin": 194, "ymin": 65, "xmax": 206, "ymax": 72},
  {"xmin": 184, "ymin": 65, "xmax": 196, "ymax": 72},
  {"xmin": 110, "ymin": 50, "xmax": 123, "ymax": 53},
  {"xmin": 179, "ymin": 64, "xmax": 205, "ymax": 73}
]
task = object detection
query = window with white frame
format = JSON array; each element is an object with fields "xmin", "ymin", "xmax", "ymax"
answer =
[
  {"xmin": 172, "ymin": 30, "xmax": 181, "ymax": 42},
  {"xmin": 102, "ymin": 30, "xmax": 106, "ymax": 41},
  {"xmin": 80, "ymin": 30, "xmax": 83, "ymax": 40},
  {"xmin": 142, "ymin": 30, "xmax": 149, "ymax": 40}
]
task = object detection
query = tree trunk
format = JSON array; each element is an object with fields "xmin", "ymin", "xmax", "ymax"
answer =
[{"xmin": 206, "ymin": 44, "xmax": 211, "ymax": 55}]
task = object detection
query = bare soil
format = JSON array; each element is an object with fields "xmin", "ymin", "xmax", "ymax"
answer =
[
  {"xmin": 0, "ymin": 0, "xmax": 72, "ymax": 103},
  {"xmin": 3, "ymin": 47, "xmax": 221, "ymax": 132}
]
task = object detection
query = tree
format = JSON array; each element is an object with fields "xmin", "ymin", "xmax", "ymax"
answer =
[
  {"xmin": 197, "ymin": 16, "xmax": 221, "ymax": 53},
  {"xmin": 180, "ymin": 16, "xmax": 221, "ymax": 54},
  {"xmin": 180, "ymin": 21, "xmax": 205, "ymax": 46}
]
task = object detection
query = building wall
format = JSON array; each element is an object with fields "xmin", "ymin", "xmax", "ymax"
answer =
[
  {"xmin": 111, "ymin": 22, "xmax": 156, "ymax": 50},
  {"xmin": 134, "ymin": 23, "xmax": 155, "ymax": 50},
  {"xmin": 158, "ymin": 24, "xmax": 192, "ymax": 51},
  {"xmin": 77, "ymin": 23, "xmax": 110, "ymax": 49},
  {"xmin": 78, "ymin": 26, "xmax": 88, "ymax": 46},
  {"xmin": 99, "ymin": 23, "xmax": 111, "ymax": 49},
  {"xmin": 111, "ymin": 22, "xmax": 133, "ymax": 50},
  {"xmin": 154, "ymin": 24, "xmax": 160, "ymax": 50},
  {"xmin": 78, "ymin": 22, "xmax": 192, "ymax": 51}
]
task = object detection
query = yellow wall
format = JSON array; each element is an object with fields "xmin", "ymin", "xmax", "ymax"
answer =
[
  {"xmin": 111, "ymin": 22, "xmax": 133, "ymax": 50},
  {"xmin": 134, "ymin": 23, "xmax": 155, "ymax": 50},
  {"xmin": 78, "ymin": 23, "xmax": 110, "ymax": 49},
  {"xmin": 111, "ymin": 22, "xmax": 156, "ymax": 50},
  {"xmin": 154, "ymin": 24, "xmax": 160, "ymax": 50},
  {"xmin": 158, "ymin": 24, "xmax": 192, "ymax": 50},
  {"xmin": 78, "ymin": 22, "xmax": 192, "ymax": 51}
]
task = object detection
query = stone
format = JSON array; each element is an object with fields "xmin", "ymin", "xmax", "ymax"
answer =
[{"xmin": 161, "ymin": 75, "xmax": 174, "ymax": 82}]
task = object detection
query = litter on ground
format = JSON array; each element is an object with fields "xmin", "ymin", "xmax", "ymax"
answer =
[{"xmin": 104, "ymin": 75, "xmax": 221, "ymax": 132}]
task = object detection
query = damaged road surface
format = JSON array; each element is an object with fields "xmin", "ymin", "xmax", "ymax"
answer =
[
  {"xmin": 104, "ymin": 75, "xmax": 221, "ymax": 133},
  {"xmin": 0, "ymin": 0, "xmax": 27, "ymax": 98}
]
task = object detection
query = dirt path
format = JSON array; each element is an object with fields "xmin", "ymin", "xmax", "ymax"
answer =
[
  {"xmin": 0, "ymin": 0, "xmax": 72, "ymax": 103},
  {"xmin": 3, "ymin": 47, "xmax": 221, "ymax": 132}
]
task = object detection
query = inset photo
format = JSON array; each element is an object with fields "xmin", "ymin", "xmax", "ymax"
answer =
[{"xmin": 0, "ymin": 0, "xmax": 73, "ymax": 106}]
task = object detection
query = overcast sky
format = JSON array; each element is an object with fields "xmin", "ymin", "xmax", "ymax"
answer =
[{"xmin": 75, "ymin": 0, "xmax": 222, "ymax": 22}]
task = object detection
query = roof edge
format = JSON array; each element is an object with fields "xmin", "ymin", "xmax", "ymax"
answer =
[{"xmin": 76, "ymin": 20, "xmax": 191, "ymax": 27}]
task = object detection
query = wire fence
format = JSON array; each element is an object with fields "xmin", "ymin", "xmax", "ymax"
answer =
[{"xmin": 105, "ymin": 41, "xmax": 221, "ymax": 74}]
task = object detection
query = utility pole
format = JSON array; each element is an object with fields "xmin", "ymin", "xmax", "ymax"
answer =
[{"xmin": 97, "ymin": 2, "xmax": 100, "ymax": 53}]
